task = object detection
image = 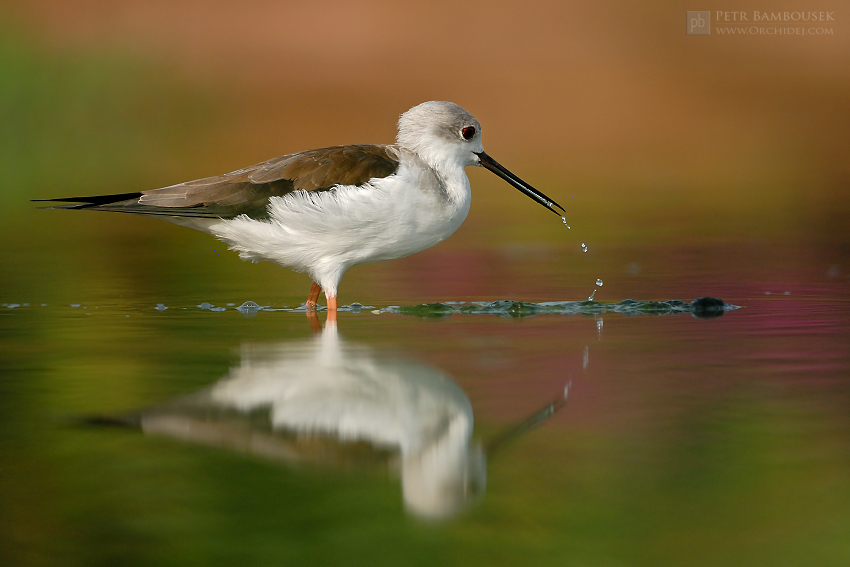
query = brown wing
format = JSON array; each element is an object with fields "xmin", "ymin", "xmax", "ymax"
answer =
[
  {"xmin": 37, "ymin": 145, "xmax": 400, "ymax": 219},
  {"xmin": 137, "ymin": 144, "xmax": 399, "ymax": 219}
]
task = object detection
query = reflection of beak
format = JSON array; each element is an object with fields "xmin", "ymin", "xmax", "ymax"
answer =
[
  {"xmin": 484, "ymin": 382, "xmax": 571, "ymax": 455},
  {"xmin": 475, "ymin": 151, "xmax": 565, "ymax": 216}
]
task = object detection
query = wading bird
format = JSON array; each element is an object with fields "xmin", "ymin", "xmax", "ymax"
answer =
[{"xmin": 38, "ymin": 101, "xmax": 564, "ymax": 313}]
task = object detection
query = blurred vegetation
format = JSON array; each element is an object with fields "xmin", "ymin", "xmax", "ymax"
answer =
[
  {"xmin": 0, "ymin": 26, "xmax": 296, "ymax": 305},
  {"xmin": 0, "ymin": 25, "xmax": 214, "ymax": 205}
]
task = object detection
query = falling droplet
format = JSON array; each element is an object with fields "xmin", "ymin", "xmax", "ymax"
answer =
[
  {"xmin": 581, "ymin": 243, "xmax": 588, "ymax": 253},
  {"xmin": 587, "ymin": 289, "xmax": 596, "ymax": 301},
  {"xmin": 561, "ymin": 216, "xmax": 570, "ymax": 229},
  {"xmin": 596, "ymin": 279, "xmax": 603, "ymax": 286}
]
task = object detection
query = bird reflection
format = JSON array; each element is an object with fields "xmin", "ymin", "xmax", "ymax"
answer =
[{"xmin": 98, "ymin": 321, "xmax": 565, "ymax": 519}]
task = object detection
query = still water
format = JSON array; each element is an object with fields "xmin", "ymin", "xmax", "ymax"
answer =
[{"xmin": 2, "ymin": 242, "xmax": 849, "ymax": 566}]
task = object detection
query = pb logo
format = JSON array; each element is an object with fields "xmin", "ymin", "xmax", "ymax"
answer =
[{"xmin": 687, "ymin": 11, "xmax": 710, "ymax": 35}]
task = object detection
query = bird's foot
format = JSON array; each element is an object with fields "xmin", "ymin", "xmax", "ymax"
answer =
[{"xmin": 305, "ymin": 282, "xmax": 322, "ymax": 310}]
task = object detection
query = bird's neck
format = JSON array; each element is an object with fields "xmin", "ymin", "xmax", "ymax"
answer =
[
  {"xmin": 409, "ymin": 145, "xmax": 472, "ymax": 205},
  {"xmin": 432, "ymin": 159, "xmax": 472, "ymax": 205},
  {"xmin": 398, "ymin": 145, "xmax": 472, "ymax": 207}
]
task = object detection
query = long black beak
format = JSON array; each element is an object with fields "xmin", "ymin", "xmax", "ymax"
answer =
[{"xmin": 475, "ymin": 151, "xmax": 565, "ymax": 216}]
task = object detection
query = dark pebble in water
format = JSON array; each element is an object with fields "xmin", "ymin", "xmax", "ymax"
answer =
[{"xmin": 691, "ymin": 297, "xmax": 725, "ymax": 318}]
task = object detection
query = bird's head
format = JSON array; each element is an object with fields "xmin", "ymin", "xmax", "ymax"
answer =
[
  {"xmin": 397, "ymin": 101, "xmax": 484, "ymax": 169},
  {"xmin": 397, "ymin": 101, "xmax": 564, "ymax": 217}
]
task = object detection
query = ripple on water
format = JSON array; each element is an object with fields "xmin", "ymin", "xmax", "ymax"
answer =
[{"xmin": 376, "ymin": 298, "xmax": 735, "ymax": 319}]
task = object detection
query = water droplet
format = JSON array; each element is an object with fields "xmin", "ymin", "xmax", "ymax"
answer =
[
  {"xmin": 587, "ymin": 290, "xmax": 596, "ymax": 301},
  {"xmin": 581, "ymin": 243, "xmax": 588, "ymax": 253},
  {"xmin": 155, "ymin": 304, "xmax": 168, "ymax": 311},
  {"xmin": 197, "ymin": 302, "xmax": 213, "ymax": 310},
  {"xmin": 70, "ymin": 304, "xmax": 81, "ymax": 308},
  {"xmin": 211, "ymin": 307, "xmax": 227, "ymax": 312},
  {"xmin": 561, "ymin": 216, "xmax": 570, "ymax": 229},
  {"xmin": 596, "ymin": 279, "xmax": 603, "ymax": 286}
]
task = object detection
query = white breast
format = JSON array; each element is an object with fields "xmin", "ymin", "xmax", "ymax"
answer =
[{"xmin": 208, "ymin": 149, "xmax": 471, "ymax": 296}]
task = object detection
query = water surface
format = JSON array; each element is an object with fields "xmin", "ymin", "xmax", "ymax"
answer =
[{"xmin": 2, "ymin": 253, "xmax": 849, "ymax": 565}]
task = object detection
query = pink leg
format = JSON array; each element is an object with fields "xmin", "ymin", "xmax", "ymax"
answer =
[
  {"xmin": 326, "ymin": 295, "xmax": 338, "ymax": 322},
  {"xmin": 305, "ymin": 282, "xmax": 321, "ymax": 309}
]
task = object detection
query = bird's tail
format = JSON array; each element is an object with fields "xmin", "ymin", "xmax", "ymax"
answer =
[{"xmin": 32, "ymin": 192, "xmax": 143, "ymax": 209}]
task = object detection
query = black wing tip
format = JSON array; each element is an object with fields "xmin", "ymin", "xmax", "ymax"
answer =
[
  {"xmin": 33, "ymin": 203, "xmax": 88, "ymax": 210},
  {"xmin": 32, "ymin": 192, "xmax": 143, "ymax": 207}
]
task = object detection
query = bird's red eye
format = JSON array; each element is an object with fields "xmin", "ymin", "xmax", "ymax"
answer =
[{"xmin": 461, "ymin": 126, "xmax": 476, "ymax": 140}]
